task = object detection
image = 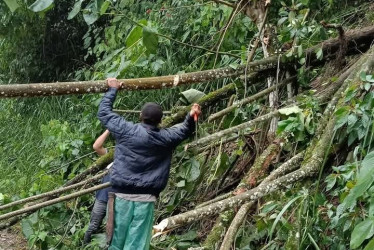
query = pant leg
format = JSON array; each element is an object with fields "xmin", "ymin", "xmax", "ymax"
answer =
[
  {"xmin": 108, "ymin": 197, "xmax": 134, "ymax": 250},
  {"xmin": 84, "ymin": 199, "xmax": 107, "ymax": 244},
  {"xmin": 123, "ymin": 201, "xmax": 154, "ymax": 250}
]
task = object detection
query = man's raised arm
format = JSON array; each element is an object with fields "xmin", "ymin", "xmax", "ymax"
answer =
[{"xmin": 98, "ymin": 78, "xmax": 132, "ymax": 138}]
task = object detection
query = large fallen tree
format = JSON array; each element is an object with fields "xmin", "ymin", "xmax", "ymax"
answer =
[
  {"xmin": 0, "ymin": 57, "xmax": 277, "ymax": 98},
  {"xmin": 152, "ymin": 46, "xmax": 374, "ymax": 233},
  {"xmin": 0, "ymin": 25, "xmax": 373, "ymax": 98}
]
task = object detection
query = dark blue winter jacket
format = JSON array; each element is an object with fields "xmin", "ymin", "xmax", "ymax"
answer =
[{"xmin": 98, "ymin": 88, "xmax": 195, "ymax": 196}]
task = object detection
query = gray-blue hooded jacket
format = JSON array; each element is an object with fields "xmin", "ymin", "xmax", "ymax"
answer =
[{"xmin": 98, "ymin": 88, "xmax": 195, "ymax": 196}]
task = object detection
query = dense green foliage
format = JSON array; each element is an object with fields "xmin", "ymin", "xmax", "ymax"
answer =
[{"xmin": 0, "ymin": 0, "xmax": 373, "ymax": 249}]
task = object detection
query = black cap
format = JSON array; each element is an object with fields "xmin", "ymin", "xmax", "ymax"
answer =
[{"xmin": 141, "ymin": 102, "xmax": 163, "ymax": 126}]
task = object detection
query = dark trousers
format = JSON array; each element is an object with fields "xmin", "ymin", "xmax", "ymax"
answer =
[{"xmin": 84, "ymin": 199, "xmax": 107, "ymax": 244}]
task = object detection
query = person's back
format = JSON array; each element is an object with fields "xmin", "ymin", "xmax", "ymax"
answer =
[
  {"xmin": 109, "ymin": 118, "xmax": 195, "ymax": 196},
  {"xmin": 97, "ymin": 78, "xmax": 201, "ymax": 250}
]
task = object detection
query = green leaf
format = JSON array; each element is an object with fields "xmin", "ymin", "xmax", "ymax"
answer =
[
  {"xmin": 68, "ymin": 0, "xmax": 84, "ymax": 20},
  {"xmin": 360, "ymin": 71, "xmax": 367, "ymax": 82},
  {"xmin": 363, "ymin": 237, "xmax": 374, "ymax": 250},
  {"xmin": 100, "ymin": 0, "xmax": 110, "ymax": 15},
  {"xmin": 366, "ymin": 75, "xmax": 374, "ymax": 83},
  {"xmin": 83, "ymin": 0, "xmax": 99, "ymax": 25},
  {"xmin": 277, "ymin": 17, "xmax": 288, "ymax": 26},
  {"xmin": 126, "ymin": 26, "xmax": 143, "ymax": 47},
  {"xmin": 211, "ymin": 152, "xmax": 230, "ymax": 179},
  {"xmin": 364, "ymin": 83, "xmax": 371, "ymax": 91},
  {"xmin": 325, "ymin": 175, "xmax": 337, "ymax": 191},
  {"xmin": 316, "ymin": 48, "xmax": 323, "ymax": 60},
  {"xmin": 350, "ymin": 218, "xmax": 374, "ymax": 249},
  {"xmin": 341, "ymin": 174, "xmax": 374, "ymax": 213},
  {"xmin": 269, "ymin": 196, "xmax": 303, "ymax": 240},
  {"xmin": 347, "ymin": 114, "xmax": 358, "ymax": 128},
  {"xmin": 179, "ymin": 89, "xmax": 205, "ymax": 105},
  {"xmin": 300, "ymin": 0, "xmax": 309, "ymax": 5},
  {"xmin": 369, "ymin": 196, "xmax": 374, "ymax": 217},
  {"xmin": 186, "ymin": 159, "xmax": 200, "ymax": 182},
  {"xmin": 38, "ymin": 231, "xmax": 47, "ymax": 241},
  {"xmin": 277, "ymin": 119, "xmax": 293, "ymax": 134},
  {"xmin": 359, "ymin": 151, "xmax": 374, "ymax": 180},
  {"xmin": 176, "ymin": 180, "xmax": 185, "ymax": 187},
  {"xmin": 348, "ymin": 131, "xmax": 358, "ymax": 146},
  {"xmin": 151, "ymin": 59, "xmax": 165, "ymax": 72},
  {"xmin": 21, "ymin": 219, "xmax": 34, "ymax": 239},
  {"xmin": 229, "ymin": 63, "xmax": 239, "ymax": 69},
  {"xmin": 142, "ymin": 27, "xmax": 159, "ymax": 55},
  {"xmin": 334, "ymin": 107, "xmax": 349, "ymax": 130},
  {"xmin": 3, "ymin": 0, "xmax": 19, "ymax": 12},
  {"xmin": 279, "ymin": 106, "xmax": 302, "ymax": 115},
  {"xmin": 91, "ymin": 233, "xmax": 107, "ymax": 248},
  {"xmin": 28, "ymin": 0, "xmax": 54, "ymax": 12},
  {"xmin": 339, "ymin": 152, "xmax": 374, "ymax": 215},
  {"xmin": 176, "ymin": 230, "xmax": 197, "ymax": 241}
]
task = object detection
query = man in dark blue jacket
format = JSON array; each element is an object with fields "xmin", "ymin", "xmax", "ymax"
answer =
[{"xmin": 98, "ymin": 78, "xmax": 201, "ymax": 250}]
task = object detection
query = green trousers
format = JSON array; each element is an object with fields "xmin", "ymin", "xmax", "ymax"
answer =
[{"xmin": 108, "ymin": 197, "xmax": 154, "ymax": 250}]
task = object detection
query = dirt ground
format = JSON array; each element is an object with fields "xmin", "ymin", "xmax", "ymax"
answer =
[{"xmin": 0, "ymin": 228, "xmax": 27, "ymax": 250}]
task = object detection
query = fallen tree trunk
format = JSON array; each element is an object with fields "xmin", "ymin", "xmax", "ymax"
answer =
[
  {"xmin": 63, "ymin": 150, "xmax": 113, "ymax": 187},
  {"xmin": 197, "ymin": 152, "xmax": 305, "ymax": 209},
  {"xmin": 153, "ymin": 46, "xmax": 374, "ymax": 233},
  {"xmin": 305, "ymin": 25, "xmax": 374, "ymax": 65},
  {"xmin": 202, "ymin": 141, "xmax": 282, "ymax": 249},
  {"xmin": 0, "ymin": 171, "xmax": 108, "ymax": 211},
  {"xmin": 186, "ymin": 110, "xmax": 280, "ymax": 149},
  {"xmin": 208, "ymin": 76, "xmax": 296, "ymax": 122},
  {"xmin": 0, "ymin": 152, "xmax": 113, "ymax": 228},
  {"xmin": 196, "ymin": 130, "xmax": 261, "ymax": 154},
  {"xmin": 219, "ymin": 152, "xmax": 305, "ymax": 249},
  {"xmin": 0, "ymin": 57, "xmax": 277, "ymax": 98},
  {"xmin": 154, "ymin": 165, "xmax": 318, "ymax": 232},
  {"xmin": 0, "ymin": 183, "xmax": 111, "ymax": 221},
  {"xmin": 1, "ymin": 25, "xmax": 373, "ymax": 99}
]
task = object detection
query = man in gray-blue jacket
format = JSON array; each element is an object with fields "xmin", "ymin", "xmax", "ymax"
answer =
[{"xmin": 98, "ymin": 78, "xmax": 201, "ymax": 250}]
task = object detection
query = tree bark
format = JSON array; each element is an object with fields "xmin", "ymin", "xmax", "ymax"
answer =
[
  {"xmin": 0, "ymin": 183, "xmax": 111, "ymax": 221},
  {"xmin": 63, "ymin": 150, "xmax": 113, "ymax": 187},
  {"xmin": 305, "ymin": 25, "xmax": 374, "ymax": 66},
  {"xmin": 186, "ymin": 111, "xmax": 279, "ymax": 149},
  {"xmin": 202, "ymin": 141, "xmax": 282, "ymax": 248},
  {"xmin": 219, "ymin": 152, "xmax": 305, "ymax": 249},
  {"xmin": 0, "ymin": 151, "xmax": 113, "ymax": 228},
  {"xmin": 0, "ymin": 25, "xmax": 373, "ymax": 99},
  {"xmin": 0, "ymin": 171, "xmax": 108, "ymax": 211},
  {"xmin": 0, "ymin": 57, "xmax": 277, "ymax": 98},
  {"xmin": 208, "ymin": 76, "xmax": 295, "ymax": 122}
]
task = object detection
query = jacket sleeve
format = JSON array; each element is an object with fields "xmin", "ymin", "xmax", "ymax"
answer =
[
  {"xmin": 163, "ymin": 114, "xmax": 195, "ymax": 147},
  {"xmin": 97, "ymin": 88, "xmax": 133, "ymax": 138}
]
